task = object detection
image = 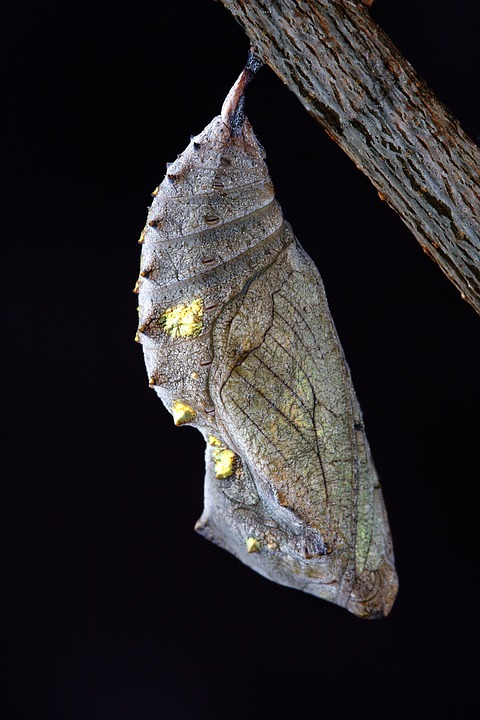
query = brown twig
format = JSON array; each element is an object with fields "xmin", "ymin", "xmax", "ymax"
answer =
[{"xmin": 219, "ymin": 0, "xmax": 480, "ymax": 315}]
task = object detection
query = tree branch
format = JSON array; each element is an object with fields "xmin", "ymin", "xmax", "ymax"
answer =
[{"xmin": 219, "ymin": 0, "xmax": 480, "ymax": 315}]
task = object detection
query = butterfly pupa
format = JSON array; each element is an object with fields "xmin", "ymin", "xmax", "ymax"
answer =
[{"xmin": 135, "ymin": 54, "xmax": 398, "ymax": 618}]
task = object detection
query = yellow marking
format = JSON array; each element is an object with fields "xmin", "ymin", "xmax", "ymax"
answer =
[
  {"xmin": 207, "ymin": 436, "xmax": 236, "ymax": 478},
  {"xmin": 246, "ymin": 537, "xmax": 261, "ymax": 554},
  {"xmin": 134, "ymin": 333, "xmax": 141, "ymax": 343},
  {"xmin": 159, "ymin": 298, "xmax": 204, "ymax": 339},
  {"xmin": 138, "ymin": 230, "xmax": 145, "ymax": 244},
  {"xmin": 172, "ymin": 400, "xmax": 196, "ymax": 426},
  {"xmin": 140, "ymin": 270, "xmax": 148, "ymax": 278},
  {"xmin": 191, "ymin": 371, "xmax": 199, "ymax": 379},
  {"xmin": 212, "ymin": 447, "xmax": 236, "ymax": 479},
  {"xmin": 148, "ymin": 376, "xmax": 156, "ymax": 387},
  {"xmin": 208, "ymin": 435, "xmax": 222, "ymax": 447},
  {"xmin": 138, "ymin": 324, "xmax": 145, "ymax": 333},
  {"xmin": 151, "ymin": 186, "xmax": 159, "ymax": 197},
  {"xmin": 132, "ymin": 279, "xmax": 141, "ymax": 294}
]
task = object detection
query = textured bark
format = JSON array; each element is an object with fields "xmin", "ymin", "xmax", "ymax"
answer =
[{"xmin": 219, "ymin": 0, "xmax": 480, "ymax": 315}]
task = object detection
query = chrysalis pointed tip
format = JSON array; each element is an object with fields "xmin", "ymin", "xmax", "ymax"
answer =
[{"xmin": 220, "ymin": 52, "xmax": 263, "ymax": 135}]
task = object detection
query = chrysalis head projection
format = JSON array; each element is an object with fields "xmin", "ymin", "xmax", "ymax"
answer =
[{"xmin": 134, "ymin": 52, "xmax": 398, "ymax": 618}]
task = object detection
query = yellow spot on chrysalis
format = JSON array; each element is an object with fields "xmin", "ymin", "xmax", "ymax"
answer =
[
  {"xmin": 191, "ymin": 371, "xmax": 199, "ymax": 380},
  {"xmin": 151, "ymin": 186, "xmax": 159, "ymax": 197},
  {"xmin": 208, "ymin": 435, "xmax": 222, "ymax": 447},
  {"xmin": 159, "ymin": 298, "xmax": 204, "ymax": 339},
  {"xmin": 246, "ymin": 537, "xmax": 261, "ymax": 554},
  {"xmin": 212, "ymin": 448, "xmax": 236, "ymax": 479},
  {"xmin": 138, "ymin": 230, "xmax": 145, "ymax": 244},
  {"xmin": 208, "ymin": 436, "xmax": 236, "ymax": 478},
  {"xmin": 134, "ymin": 333, "xmax": 141, "ymax": 343},
  {"xmin": 172, "ymin": 400, "xmax": 196, "ymax": 426},
  {"xmin": 132, "ymin": 279, "xmax": 141, "ymax": 294}
]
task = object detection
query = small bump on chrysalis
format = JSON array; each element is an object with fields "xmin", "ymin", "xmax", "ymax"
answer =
[
  {"xmin": 246, "ymin": 538, "xmax": 261, "ymax": 554},
  {"xmin": 204, "ymin": 213, "xmax": 220, "ymax": 225},
  {"xmin": 208, "ymin": 435, "xmax": 222, "ymax": 447},
  {"xmin": 172, "ymin": 400, "xmax": 197, "ymax": 426},
  {"xmin": 212, "ymin": 446, "xmax": 236, "ymax": 479},
  {"xmin": 149, "ymin": 372, "xmax": 168, "ymax": 387}
]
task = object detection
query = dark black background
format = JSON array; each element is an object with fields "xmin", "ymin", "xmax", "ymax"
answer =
[{"xmin": 3, "ymin": 1, "xmax": 480, "ymax": 718}]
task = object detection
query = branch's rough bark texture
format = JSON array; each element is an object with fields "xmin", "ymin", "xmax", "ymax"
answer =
[{"xmin": 219, "ymin": 0, "xmax": 480, "ymax": 315}]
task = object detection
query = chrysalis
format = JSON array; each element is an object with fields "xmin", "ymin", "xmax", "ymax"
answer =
[{"xmin": 135, "ymin": 54, "xmax": 398, "ymax": 618}]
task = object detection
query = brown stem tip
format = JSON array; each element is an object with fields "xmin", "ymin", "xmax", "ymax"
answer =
[{"xmin": 221, "ymin": 50, "xmax": 263, "ymax": 135}]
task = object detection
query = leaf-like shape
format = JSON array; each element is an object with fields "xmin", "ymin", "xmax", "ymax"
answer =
[{"xmin": 136, "ymin": 70, "xmax": 398, "ymax": 618}]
